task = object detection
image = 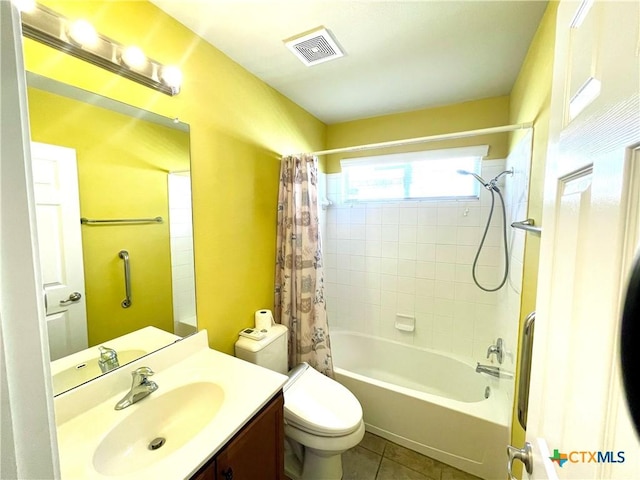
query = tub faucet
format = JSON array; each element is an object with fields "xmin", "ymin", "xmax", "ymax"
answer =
[
  {"xmin": 486, "ymin": 338, "xmax": 504, "ymax": 364},
  {"xmin": 476, "ymin": 363, "xmax": 513, "ymax": 380},
  {"xmin": 98, "ymin": 346, "xmax": 119, "ymax": 373},
  {"xmin": 114, "ymin": 367, "xmax": 158, "ymax": 410}
]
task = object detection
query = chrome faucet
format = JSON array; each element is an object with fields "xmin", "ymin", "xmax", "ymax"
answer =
[
  {"xmin": 486, "ymin": 337, "xmax": 504, "ymax": 364},
  {"xmin": 98, "ymin": 346, "xmax": 119, "ymax": 373},
  {"xmin": 476, "ymin": 362, "xmax": 513, "ymax": 379},
  {"xmin": 114, "ymin": 367, "xmax": 158, "ymax": 410}
]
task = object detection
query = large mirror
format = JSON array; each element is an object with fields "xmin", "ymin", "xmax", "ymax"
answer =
[{"xmin": 26, "ymin": 73, "xmax": 197, "ymax": 394}]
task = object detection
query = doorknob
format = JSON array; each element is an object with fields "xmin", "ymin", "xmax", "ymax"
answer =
[
  {"xmin": 59, "ymin": 291, "xmax": 82, "ymax": 305},
  {"xmin": 507, "ymin": 442, "xmax": 533, "ymax": 480}
]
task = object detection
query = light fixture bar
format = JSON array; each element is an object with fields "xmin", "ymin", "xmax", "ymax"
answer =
[{"xmin": 20, "ymin": 3, "xmax": 181, "ymax": 96}]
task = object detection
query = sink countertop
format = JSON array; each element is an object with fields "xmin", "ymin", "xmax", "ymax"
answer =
[{"xmin": 54, "ymin": 330, "xmax": 288, "ymax": 479}]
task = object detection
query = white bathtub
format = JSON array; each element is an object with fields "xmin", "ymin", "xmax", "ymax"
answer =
[{"xmin": 331, "ymin": 331, "xmax": 510, "ymax": 480}]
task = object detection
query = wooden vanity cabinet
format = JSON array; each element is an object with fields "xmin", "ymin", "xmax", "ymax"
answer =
[{"xmin": 191, "ymin": 391, "xmax": 284, "ymax": 480}]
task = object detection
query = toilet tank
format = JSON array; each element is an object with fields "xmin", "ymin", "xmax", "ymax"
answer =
[{"xmin": 234, "ymin": 324, "xmax": 288, "ymax": 374}]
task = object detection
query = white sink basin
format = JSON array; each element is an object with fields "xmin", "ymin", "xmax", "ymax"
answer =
[
  {"xmin": 92, "ymin": 382, "xmax": 224, "ymax": 476},
  {"xmin": 55, "ymin": 330, "xmax": 287, "ymax": 479}
]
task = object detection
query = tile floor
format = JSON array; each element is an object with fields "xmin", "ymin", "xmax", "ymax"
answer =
[{"xmin": 341, "ymin": 432, "xmax": 482, "ymax": 480}]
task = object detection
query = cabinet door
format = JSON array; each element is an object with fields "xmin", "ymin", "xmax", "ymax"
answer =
[
  {"xmin": 191, "ymin": 460, "xmax": 216, "ymax": 480},
  {"xmin": 216, "ymin": 392, "xmax": 284, "ymax": 480}
]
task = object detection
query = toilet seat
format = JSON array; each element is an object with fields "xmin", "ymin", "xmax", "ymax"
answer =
[{"xmin": 284, "ymin": 364, "xmax": 363, "ymax": 437}]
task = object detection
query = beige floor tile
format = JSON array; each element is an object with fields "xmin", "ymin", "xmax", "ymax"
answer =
[
  {"xmin": 342, "ymin": 445, "xmax": 382, "ymax": 479},
  {"xmin": 359, "ymin": 432, "xmax": 387, "ymax": 455},
  {"xmin": 383, "ymin": 442, "xmax": 443, "ymax": 479},
  {"xmin": 376, "ymin": 458, "xmax": 435, "ymax": 480},
  {"xmin": 440, "ymin": 464, "xmax": 482, "ymax": 480}
]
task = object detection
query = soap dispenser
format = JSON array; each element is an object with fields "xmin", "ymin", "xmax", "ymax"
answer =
[{"xmin": 98, "ymin": 346, "xmax": 119, "ymax": 373}]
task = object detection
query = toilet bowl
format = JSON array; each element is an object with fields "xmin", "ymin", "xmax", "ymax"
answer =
[
  {"xmin": 283, "ymin": 363, "xmax": 365, "ymax": 479},
  {"xmin": 235, "ymin": 325, "xmax": 364, "ymax": 479}
]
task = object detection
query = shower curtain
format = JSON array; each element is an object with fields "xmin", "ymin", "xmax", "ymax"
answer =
[{"xmin": 275, "ymin": 154, "xmax": 334, "ymax": 377}]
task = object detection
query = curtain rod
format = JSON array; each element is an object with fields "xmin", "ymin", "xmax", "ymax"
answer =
[{"xmin": 303, "ymin": 122, "xmax": 533, "ymax": 157}]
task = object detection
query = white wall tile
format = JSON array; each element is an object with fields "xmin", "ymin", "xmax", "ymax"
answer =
[
  {"xmin": 365, "ymin": 273, "xmax": 381, "ymax": 290},
  {"xmin": 399, "ymin": 225, "xmax": 417, "ymax": 243},
  {"xmin": 337, "ymin": 224, "xmax": 350, "ymax": 240},
  {"xmin": 457, "ymin": 206, "xmax": 481, "ymax": 226},
  {"xmin": 365, "ymin": 256, "xmax": 381, "ymax": 273},
  {"xmin": 415, "ymin": 295, "xmax": 435, "ymax": 314},
  {"xmin": 434, "ymin": 281, "xmax": 455, "ymax": 300},
  {"xmin": 382, "ymin": 206, "xmax": 399, "ymax": 224},
  {"xmin": 398, "ymin": 242, "xmax": 417, "ymax": 260},
  {"xmin": 436, "ymin": 226, "xmax": 457, "ymax": 244},
  {"xmin": 381, "ymin": 241, "xmax": 399, "ymax": 258},
  {"xmin": 437, "ymin": 207, "xmax": 459, "ymax": 226},
  {"xmin": 416, "ymin": 261, "xmax": 435, "ymax": 279},
  {"xmin": 399, "ymin": 207, "xmax": 418, "ymax": 225},
  {"xmin": 397, "ymin": 259, "xmax": 416, "ymax": 277},
  {"xmin": 436, "ymin": 245, "xmax": 457, "ymax": 263},
  {"xmin": 380, "ymin": 257, "xmax": 398, "ymax": 275},
  {"xmin": 350, "ymin": 224, "xmax": 366, "ymax": 240},
  {"xmin": 380, "ymin": 290, "xmax": 397, "ymax": 308},
  {"xmin": 381, "ymin": 225, "xmax": 399, "ymax": 242},
  {"xmin": 320, "ymin": 151, "xmax": 527, "ymax": 365},
  {"xmin": 381, "ymin": 274, "xmax": 397, "ymax": 292},
  {"xmin": 365, "ymin": 241, "xmax": 382, "ymax": 257},
  {"xmin": 366, "ymin": 207, "xmax": 382, "ymax": 225},
  {"xmin": 366, "ymin": 225, "xmax": 382, "ymax": 242},
  {"xmin": 337, "ymin": 208, "xmax": 350, "ymax": 224},
  {"xmin": 350, "ymin": 255, "xmax": 366, "ymax": 271},
  {"xmin": 397, "ymin": 276, "xmax": 415, "ymax": 294},
  {"xmin": 416, "ymin": 243, "xmax": 436, "ymax": 262},
  {"xmin": 350, "ymin": 207, "xmax": 367, "ymax": 224},
  {"xmin": 397, "ymin": 293, "xmax": 416, "ymax": 313},
  {"xmin": 417, "ymin": 207, "xmax": 438, "ymax": 225},
  {"xmin": 415, "ymin": 278, "xmax": 435, "ymax": 297},
  {"xmin": 416, "ymin": 225, "xmax": 436, "ymax": 243},
  {"xmin": 350, "ymin": 240, "xmax": 366, "ymax": 256},
  {"xmin": 435, "ymin": 262, "xmax": 456, "ymax": 282}
]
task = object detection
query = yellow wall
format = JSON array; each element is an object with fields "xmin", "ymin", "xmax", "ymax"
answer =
[
  {"xmin": 24, "ymin": 1, "xmax": 326, "ymax": 354},
  {"xmin": 324, "ymin": 96, "xmax": 510, "ymax": 172},
  {"xmin": 508, "ymin": 1, "xmax": 559, "ymax": 465},
  {"xmin": 28, "ymin": 87, "xmax": 190, "ymax": 345}
]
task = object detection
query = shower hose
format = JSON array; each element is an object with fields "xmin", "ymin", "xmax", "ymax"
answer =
[{"xmin": 472, "ymin": 186, "xmax": 509, "ymax": 292}]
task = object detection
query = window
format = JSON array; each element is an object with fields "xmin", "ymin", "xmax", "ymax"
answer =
[{"xmin": 340, "ymin": 145, "xmax": 488, "ymax": 202}]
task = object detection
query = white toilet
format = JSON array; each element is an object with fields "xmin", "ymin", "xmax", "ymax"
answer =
[{"xmin": 235, "ymin": 324, "xmax": 364, "ymax": 480}]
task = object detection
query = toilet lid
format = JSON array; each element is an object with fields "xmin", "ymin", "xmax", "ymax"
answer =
[{"xmin": 284, "ymin": 366, "xmax": 363, "ymax": 437}]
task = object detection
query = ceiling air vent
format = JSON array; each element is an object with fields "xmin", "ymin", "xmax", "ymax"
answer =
[{"xmin": 284, "ymin": 27, "xmax": 344, "ymax": 67}]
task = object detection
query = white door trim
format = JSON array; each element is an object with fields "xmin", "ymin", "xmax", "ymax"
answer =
[{"xmin": 0, "ymin": 2, "xmax": 59, "ymax": 478}]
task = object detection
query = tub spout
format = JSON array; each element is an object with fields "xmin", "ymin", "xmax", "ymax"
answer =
[{"xmin": 476, "ymin": 363, "xmax": 513, "ymax": 380}]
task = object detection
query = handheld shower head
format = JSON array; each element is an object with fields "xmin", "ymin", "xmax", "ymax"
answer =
[{"xmin": 457, "ymin": 169, "xmax": 488, "ymax": 186}]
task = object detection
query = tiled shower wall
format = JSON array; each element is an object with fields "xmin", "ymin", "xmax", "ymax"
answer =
[{"xmin": 321, "ymin": 137, "xmax": 531, "ymax": 368}]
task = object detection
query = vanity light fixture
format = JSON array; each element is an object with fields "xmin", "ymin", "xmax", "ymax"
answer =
[
  {"xmin": 67, "ymin": 19, "xmax": 98, "ymax": 47},
  {"xmin": 121, "ymin": 46, "xmax": 148, "ymax": 70},
  {"xmin": 19, "ymin": 2, "xmax": 182, "ymax": 96}
]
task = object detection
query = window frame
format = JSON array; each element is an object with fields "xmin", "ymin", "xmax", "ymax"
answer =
[{"xmin": 339, "ymin": 145, "xmax": 489, "ymax": 203}]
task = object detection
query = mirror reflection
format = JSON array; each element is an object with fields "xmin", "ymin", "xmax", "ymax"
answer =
[{"xmin": 26, "ymin": 73, "xmax": 196, "ymax": 394}]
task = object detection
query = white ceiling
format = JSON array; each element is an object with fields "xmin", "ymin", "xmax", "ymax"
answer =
[{"xmin": 151, "ymin": 1, "xmax": 548, "ymax": 124}]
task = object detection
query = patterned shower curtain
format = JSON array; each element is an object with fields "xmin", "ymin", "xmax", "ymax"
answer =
[{"xmin": 275, "ymin": 154, "xmax": 334, "ymax": 377}]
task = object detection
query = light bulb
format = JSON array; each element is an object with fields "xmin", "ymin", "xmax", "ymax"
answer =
[
  {"xmin": 68, "ymin": 19, "xmax": 98, "ymax": 47},
  {"xmin": 12, "ymin": 0, "xmax": 36, "ymax": 12},
  {"xmin": 161, "ymin": 65, "xmax": 183, "ymax": 89},
  {"xmin": 121, "ymin": 46, "xmax": 147, "ymax": 69}
]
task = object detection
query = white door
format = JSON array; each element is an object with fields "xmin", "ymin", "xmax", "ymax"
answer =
[
  {"xmin": 510, "ymin": 1, "xmax": 640, "ymax": 479},
  {"xmin": 31, "ymin": 142, "xmax": 88, "ymax": 360}
]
